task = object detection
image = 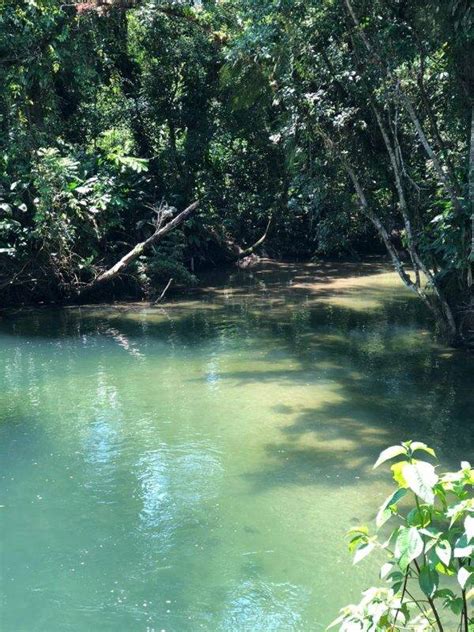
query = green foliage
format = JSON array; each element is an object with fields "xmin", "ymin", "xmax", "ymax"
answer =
[
  {"xmin": 330, "ymin": 442, "xmax": 474, "ymax": 631},
  {"xmin": 0, "ymin": 0, "xmax": 472, "ymax": 324},
  {"xmin": 143, "ymin": 231, "xmax": 197, "ymax": 298}
]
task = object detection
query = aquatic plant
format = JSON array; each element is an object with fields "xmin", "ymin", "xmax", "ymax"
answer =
[{"xmin": 330, "ymin": 441, "xmax": 473, "ymax": 631}]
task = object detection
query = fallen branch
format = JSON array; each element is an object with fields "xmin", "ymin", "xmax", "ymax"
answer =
[
  {"xmin": 84, "ymin": 200, "xmax": 198, "ymax": 292},
  {"xmin": 154, "ymin": 277, "xmax": 173, "ymax": 304},
  {"xmin": 209, "ymin": 215, "xmax": 272, "ymax": 261}
]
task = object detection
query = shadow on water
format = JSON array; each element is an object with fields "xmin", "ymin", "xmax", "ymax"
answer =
[
  {"xmin": 1, "ymin": 261, "xmax": 472, "ymax": 470},
  {"xmin": 241, "ymin": 338, "xmax": 472, "ymax": 493}
]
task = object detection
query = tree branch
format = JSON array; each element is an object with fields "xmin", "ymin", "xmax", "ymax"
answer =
[
  {"xmin": 154, "ymin": 277, "xmax": 173, "ymax": 304},
  {"xmin": 209, "ymin": 215, "xmax": 272, "ymax": 261},
  {"xmin": 84, "ymin": 200, "xmax": 198, "ymax": 291}
]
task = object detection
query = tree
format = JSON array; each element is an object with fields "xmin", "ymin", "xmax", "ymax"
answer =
[
  {"xmin": 227, "ymin": 0, "xmax": 473, "ymax": 344},
  {"xmin": 1, "ymin": 0, "xmax": 473, "ymax": 346}
]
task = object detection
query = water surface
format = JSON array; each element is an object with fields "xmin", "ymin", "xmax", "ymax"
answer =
[{"xmin": 1, "ymin": 261, "xmax": 473, "ymax": 631}]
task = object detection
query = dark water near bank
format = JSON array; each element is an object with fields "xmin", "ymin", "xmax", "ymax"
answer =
[{"xmin": 1, "ymin": 261, "xmax": 473, "ymax": 631}]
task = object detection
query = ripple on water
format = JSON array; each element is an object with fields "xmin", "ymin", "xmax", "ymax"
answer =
[{"xmin": 136, "ymin": 443, "xmax": 224, "ymax": 544}]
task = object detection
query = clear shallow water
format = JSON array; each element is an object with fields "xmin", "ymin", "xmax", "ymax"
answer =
[{"xmin": 1, "ymin": 261, "xmax": 473, "ymax": 631}]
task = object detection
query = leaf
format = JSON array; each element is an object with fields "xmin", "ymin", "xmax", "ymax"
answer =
[
  {"xmin": 387, "ymin": 570, "xmax": 404, "ymax": 593},
  {"xmin": 407, "ymin": 506, "xmax": 431, "ymax": 528},
  {"xmin": 391, "ymin": 462, "xmax": 408, "ymax": 488},
  {"xmin": 373, "ymin": 445, "xmax": 407, "ymax": 469},
  {"xmin": 376, "ymin": 488, "xmax": 407, "ymax": 528},
  {"xmin": 449, "ymin": 597, "xmax": 465, "ymax": 615},
  {"xmin": 348, "ymin": 526, "xmax": 369, "ymax": 552},
  {"xmin": 453, "ymin": 534, "xmax": 473, "ymax": 558},
  {"xmin": 419, "ymin": 565, "xmax": 439, "ymax": 598},
  {"xmin": 410, "ymin": 442, "xmax": 436, "ymax": 458},
  {"xmin": 348, "ymin": 525, "xmax": 369, "ymax": 536},
  {"xmin": 0, "ymin": 202, "xmax": 12, "ymax": 214},
  {"xmin": 380, "ymin": 562, "xmax": 393, "ymax": 579},
  {"xmin": 353, "ymin": 541, "xmax": 375, "ymax": 565},
  {"xmin": 435, "ymin": 561, "xmax": 455, "ymax": 575},
  {"xmin": 457, "ymin": 566, "xmax": 472, "ymax": 589},
  {"xmin": 435, "ymin": 540, "xmax": 452, "ymax": 566},
  {"xmin": 465, "ymin": 515, "xmax": 474, "ymax": 541},
  {"xmin": 395, "ymin": 527, "xmax": 424, "ymax": 571},
  {"xmin": 447, "ymin": 499, "xmax": 472, "ymax": 526},
  {"xmin": 402, "ymin": 461, "xmax": 438, "ymax": 504}
]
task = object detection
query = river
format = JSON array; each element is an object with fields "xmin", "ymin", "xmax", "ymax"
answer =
[{"xmin": 1, "ymin": 261, "xmax": 473, "ymax": 631}]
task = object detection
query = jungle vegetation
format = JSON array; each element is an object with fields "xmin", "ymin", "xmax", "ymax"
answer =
[{"xmin": 0, "ymin": 0, "xmax": 473, "ymax": 344}]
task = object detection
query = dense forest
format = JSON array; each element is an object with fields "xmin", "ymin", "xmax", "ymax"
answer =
[{"xmin": 0, "ymin": 0, "xmax": 473, "ymax": 344}]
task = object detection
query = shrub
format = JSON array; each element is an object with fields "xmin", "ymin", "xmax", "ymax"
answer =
[{"xmin": 330, "ymin": 441, "xmax": 473, "ymax": 631}]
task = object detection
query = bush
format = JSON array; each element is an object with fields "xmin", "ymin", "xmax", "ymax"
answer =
[{"xmin": 330, "ymin": 441, "xmax": 473, "ymax": 631}]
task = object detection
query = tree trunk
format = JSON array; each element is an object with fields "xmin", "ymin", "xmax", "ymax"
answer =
[
  {"xmin": 343, "ymin": 0, "xmax": 463, "ymax": 215},
  {"xmin": 469, "ymin": 104, "xmax": 474, "ymax": 287},
  {"xmin": 343, "ymin": 162, "xmax": 458, "ymax": 340},
  {"xmin": 371, "ymin": 103, "xmax": 458, "ymax": 336}
]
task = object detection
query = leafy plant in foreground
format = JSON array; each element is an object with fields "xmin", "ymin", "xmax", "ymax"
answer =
[{"xmin": 330, "ymin": 441, "xmax": 473, "ymax": 631}]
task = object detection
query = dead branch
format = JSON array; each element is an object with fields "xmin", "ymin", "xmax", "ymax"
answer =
[
  {"xmin": 84, "ymin": 200, "xmax": 198, "ymax": 292},
  {"xmin": 154, "ymin": 277, "xmax": 173, "ymax": 304},
  {"xmin": 209, "ymin": 215, "xmax": 272, "ymax": 261}
]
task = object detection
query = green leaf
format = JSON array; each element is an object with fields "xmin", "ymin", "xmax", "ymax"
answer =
[
  {"xmin": 373, "ymin": 445, "xmax": 407, "ymax": 469},
  {"xmin": 465, "ymin": 514, "xmax": 474, "ymax": 540},
  {"xmin": 353, "ymin": 541, "xmax": 375, "ymax": 565},
  {"xmin": 419, "ymin": 565, "xmax": 438, "ymax": 598},
  {"xmin": 457, "ymin": 566, "xmax": 472, "ymax": 589},
  {"xmin": 435, "ymin": 561, "xmax": 455, "ymax": 575},
  {"xmin": 347, "ymin": 526, "xmax": 369, "ymax": 552},
  {"xmin": 447, "ymin": 499, "xmax": 473, "ymax": 526},
  {"xmin": 449, "ymin": 597, "xmax": 465, "ymax": 615},
  {"xmin": 395, "ymin": 527, "xmax": 424, "ymax": 571},
  {"xmin": 407, "ymin": 506, "xmax": 431, "ymax": 528},
  {"xmin": 348, "ymin": 526, "xmax": 369, "ymax": 536},
  {"xmin": 402, "ymin": 461, "xmax": 438, "ymax": 504},
  {"xmin": 387, "ymin": 570, "xmax": 404, "ymax": 593},
  {"xmin": 434, "ymin": 588, "xmax": 454, "ymax": 599},
  {"xmin": 453, "ymin": 534, "xmax": 473, "ymax": 558},
  {"xmin": 435, "ymin": 540, "xmax": 451, "ymax": 566},
  {"xmin": 391, "ymin": 461, "xmax": 408, "ymax": 488},
  {"xmin": 376, "ymin": 488, "xmax": 407, "ymax": 528},
  {"xmin": 410, "ymin": 442, "xmax": 436, "ymax": 459}
]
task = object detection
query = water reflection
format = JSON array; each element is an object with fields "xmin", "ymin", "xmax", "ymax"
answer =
[
  {"xmin": 82, "ymin": 370, "xmax": 122, "ymax": 470},
  {"xmin": 103, "ymin": 326, "xmax": 145, "ymax": 360},
  {"xmin": 136, "ymin": 443, "xmax": 223, "ymax": 538},
  {"xmin": 220, "ymin": 580, "xmax": 311, "ymax": 631}
]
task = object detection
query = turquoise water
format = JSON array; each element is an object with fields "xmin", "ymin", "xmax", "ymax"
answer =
[{"xmin": 1, "ymin": 262, "xmax": 473, "ymax": 631}]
